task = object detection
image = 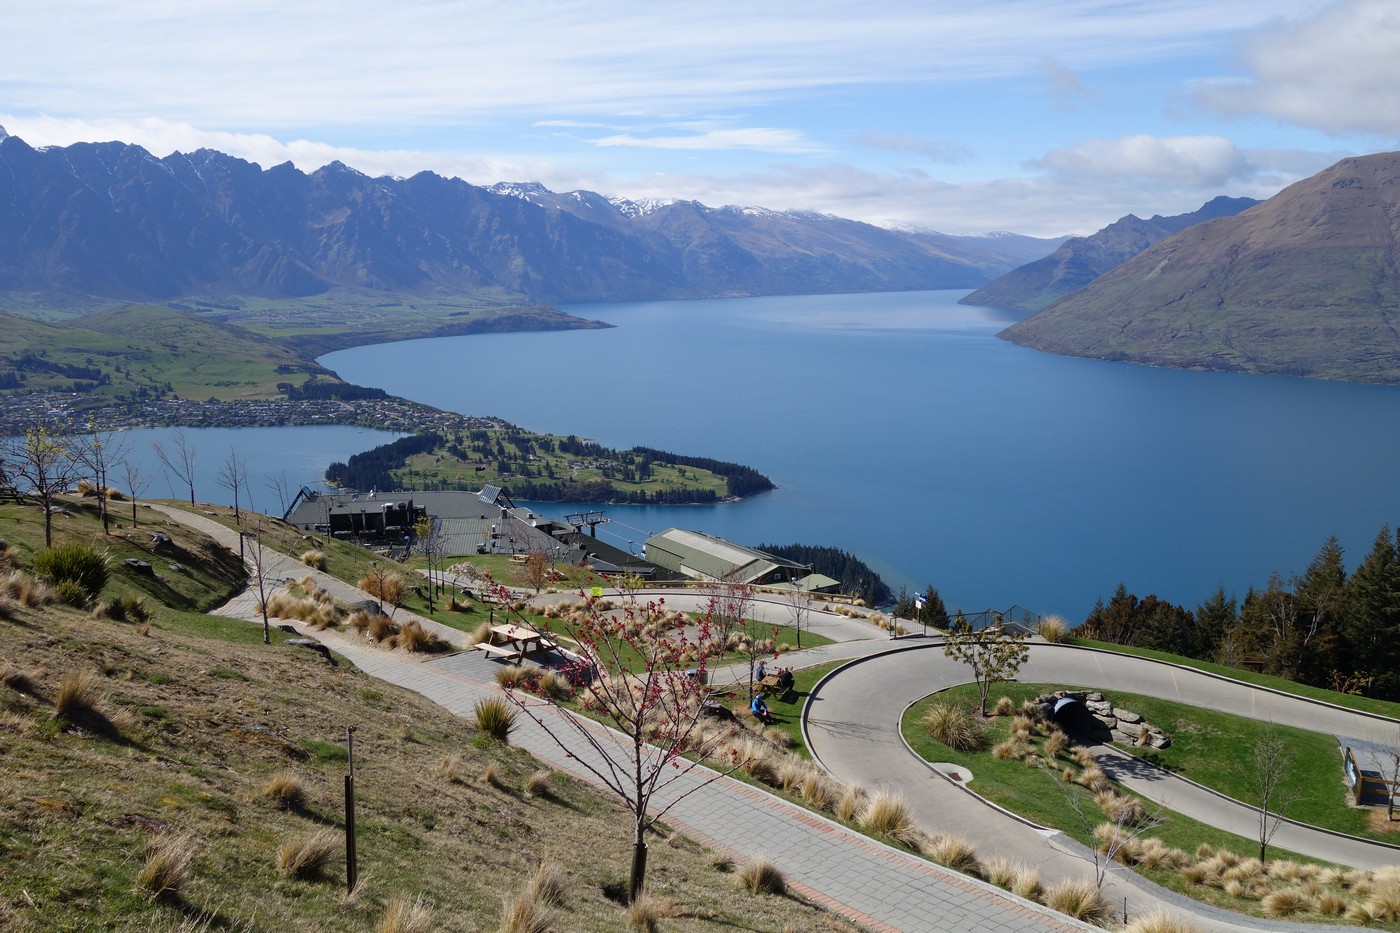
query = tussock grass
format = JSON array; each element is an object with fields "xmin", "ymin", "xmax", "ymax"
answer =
[
  {"xmin": 993, "ymin": 695, "xmax": 1016, "ymax": 716},
  {"xmin": 498, "ymin": 894, "xmax": 554, "ymax": 933},
  {"xmin": 275, "ymin": 829, "xmax": 337, "ymax": 881},
  {"xmin": 625, "ymin": 892, "xmax": 675, "ymax": 933},
  {"xmin": 53, "ymin": 670, "xmax": 101, "ymax": 720},
  {"xmin": 391, "ymin": 619, "xmax": 449, "ymax": 653},
  {"xmin": 376, "ymin": 895, "xmax": 434, "ymax": 933},
  {"xmin": 736, "ymin": 855, "xmax": 786, "ymax": 895},
  {"xmin": 134, "ymin": 832, "xmax": 197, "ymax": 900},
  {"xmin": 1260, "ymin": 887, "xmax": 1311, "ymax": 917},
  {"xmin": 437, "ymin": 754, "xmax": 466, "ymax": 784},
  {"xmin": 260, "ymin": 771, "xmax": 307, "ymax": 811},
  {"xmin": 1041, "ymin": 878, "xmax": 1110, "ymax": 924},
  {"xmin": 480, "ymin": 761, "xmax": 505, "ymax": 789},
  {"xmin": 299, "ymin": 550, "xmax": 327, "ymax": 570},
  {"xmin": 857, "ymin": 790, "xmax": 916, "ymax": 842},
  {"xmin": 1365, "ymin": 882, "xmax": 1400, "ymax": 921},
  {"xmin": 0, "ymin": 663, "xmax": 36, "ymax": 695},
  {"xmin": 35, "ymin": 542, "xmax": 108, "ymax": 598},
  {"xmin": 834, "ymin": 784, "xmax": 864, "ymax": 822},
  {"xmin": 524, "ymin": 769, "xmax": 552, "ymax": 798},
  {"xmin": 1120, "ymin": 908, "xmax": 1201, "ymax": 933},
  {"xmin": 496, "ymin": 666, "xmax": 531, "ymax": 689},
  {"xmin": 526, "ymin": 860, "xmax": 568, "ymax": 908},
  {"xmin": 920, "ymin": 833, "xmax": 979, "ymax": 874},
  {"xmin": 1036, "ymin": 614, "xmax": 1067, "ymax": 643},
  {"xmin": 474, "ymin": 696, "xmax": 517, "ymax": 742},
  {"xmin": 800, "ymin": 771, "xmax": 835, "ymax": 811},
  {"xmin": 2, "ymin": 569, "xmax": 53, "ymax": 607},
  {"xmin": 921, "ymin": 702, "xmax": 987, "ymax": 752},
  {"xmin": 1008, "ymin": 863, "xmax": 1042, "ymax": 901}
]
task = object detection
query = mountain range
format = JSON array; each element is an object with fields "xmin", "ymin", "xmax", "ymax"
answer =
[
  {"xmin": 961, "ymin": 196, "xmax": 1259, "ymax": 312},
  {"xmin": 999, "ymin": 151, "xmax": 1400, "ymax": 383},
  {"xmin": 0, "ymin": 128, "xmax": 1061, "ymax": 310}
]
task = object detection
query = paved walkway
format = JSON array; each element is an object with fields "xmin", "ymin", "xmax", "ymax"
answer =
[{"xmin": 158, "ymin": 506, "xmax": 1098, "ymax": 933}]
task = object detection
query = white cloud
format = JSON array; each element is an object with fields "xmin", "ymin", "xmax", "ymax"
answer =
[
  {"xmin": 1196, "ymin": 0, "xmax": 1400, "ymax": 136},
  {"xmin": 591, "ymin": 127, "xmax": 814, "ymax": 152},
  {"xmin": 1035, "ymin": 135, "xmax": 1254, "ymax": 187},
  {"xmin": 859, "ymin": 132, "xmax": 970, "ymax": 163}
]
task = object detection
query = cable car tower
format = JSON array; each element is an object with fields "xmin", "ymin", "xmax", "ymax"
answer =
[{"xmin": 565, "ymin": 510, "xmax": 610, "ymax": 538}]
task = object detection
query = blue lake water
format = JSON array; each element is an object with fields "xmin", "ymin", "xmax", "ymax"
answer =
[
  {"xmin": 320, "ymin": 289, "xmax": 1400, "ymax": 620},
  {"xmin": 107, "ymin": 424, "xmax": 407, "ymax": 515}
]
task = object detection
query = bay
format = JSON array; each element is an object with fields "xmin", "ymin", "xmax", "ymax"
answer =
[
  {"xmin": 320, "ymin": 290, "xmax": 1400, "ymax": 620},
  {"xmin": 104, "ymin": 424, "xmax": 407, "ymax": 516}
]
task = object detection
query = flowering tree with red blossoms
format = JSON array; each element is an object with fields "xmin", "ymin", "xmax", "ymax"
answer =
[{"xmin": 496, "ymin": 582, "xmax": 745, "ymax": 901}]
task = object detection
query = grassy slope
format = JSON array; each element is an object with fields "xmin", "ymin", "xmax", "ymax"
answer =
[
  {"xmin": 0, "ymin": 500, "xmax": 860, "ymax": 932},
  {"xmin": 0, "ymin": 305, "xmax": 326, "ymax": 402}
]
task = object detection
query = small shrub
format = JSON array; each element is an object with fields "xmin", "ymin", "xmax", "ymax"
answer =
[
  {"xmin": 377, "ymin": 895, "xmax": 434, "ymax": 933},
  {"xmin": 106, "ymin": 593, "xmax": 151, "ymax": 623},
  {"xmin": 1315, "ymin": 891, "xmax": 1347, "ymax": 915},
  {"xmin": 736, "ymin": 855, "xmax": 786, "ymax": 895},
  {"xmin": 392, "ymin": 620, "xmax": 448, "ymax": 653},
  {"xmin": 475, "ymin": 697, "xmax": 517, "ymax": 742},
  {"xmin": 276, "ymin": 829, "xmax": 337, "ymax": 881},
  {"xmin": 35, "ymin": 542, "xmax": 109, "ymax": 598},
  {"xmin": 134, "ymin": 833, "xmax": 196, "ymax": 900},
  {"xmin": 992, "ymin": 695, "xmax": 1016, "ymax": 716},
  {"xmin": 367, "ymin": 615, "xmax": 398, "ymax": 643},
  {"xmin": 495, "ymin": 666, "xmax": 532, "ymax": 690},
  {"xmin": 261, "ymin": 771, "xmax": 307, "ymax": 810},
  {"xmin": 982, "ymin": 856, "xmax": 1018, "ymax": 889},
  {"xmin": 468, "ymin": 622, "xmax": 493, "ymax": 645},
  {"xmin": 53, "ymin": 579, "xmax": 90, "ymax": 607},
  {"xmin": 834, "ymin": 784, "xmax": 863, "ymax": 822},
  {"xmin": 1042, "ymin": 729, "xmax": 1067, "ymax": 759},
  {"xmin": 1008, "ymin": 863, "xmax": 1041, "ymax": 901},
  {"xmin": 800, "ymin": 772, "xmax": 834, "ymax": 810},
  {"xmin": 922, "ymin": 702, "xmax": 987, "ymax": 752},
  {"xmin": 300, "ymin": 550, "xmax": 327, "ymax": 570},
  {"xmin": 54, "ymin": 670, "xmax": 101, "ymax": 720},
  {"xmin": 1042, "ymin": 878, "xmax": 1111, "ymax": 924},
  {"xmin": 524, "ymin": 769, "xmax": 552, "ymax": 797},
  {"xmin": 2, "ymin": 570, "xmax": 53, "ymax": 607}
]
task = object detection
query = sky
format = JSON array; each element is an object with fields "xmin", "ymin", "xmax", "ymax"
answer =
[{"xmin": 3, "ymin": 0, "xmax": 1399, "ymax": 237}]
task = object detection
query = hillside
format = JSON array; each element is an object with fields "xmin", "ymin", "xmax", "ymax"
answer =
[
  {"xmin": 999, "ymin": 151, "xmax": 1400, "ymax": 383},
  {"xmin": 0, "ymin": 304, "xmax": 330, "ymax": 402},
  {"xmin": 0, "ymin": 131, "xmax": 1054, "ymax": 313},
  {"xmin": 961, "ymin": 196, "xmax": 1258, "ymax": 312},
  {"xmin": 0, "ymin": 497, "xmax": 859, "ymax": 932}
]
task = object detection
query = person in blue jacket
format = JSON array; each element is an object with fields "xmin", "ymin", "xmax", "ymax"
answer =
[{"xmin": 751, "ymin": 692, "xmax": 770, "ymax": 722}]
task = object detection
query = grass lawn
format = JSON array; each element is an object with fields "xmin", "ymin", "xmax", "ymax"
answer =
[
  {"xmin": 1067, "ymin": 637, "xmax": 1400, "ymax": 720},
  {"xmin": 901, "ymin": 682, "xmax": 1325, "ymax": 861}
]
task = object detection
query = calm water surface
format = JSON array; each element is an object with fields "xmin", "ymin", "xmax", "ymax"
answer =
[{"xmin": 321, "ymin": 290, "xmax": 1400, "ymax": 619}]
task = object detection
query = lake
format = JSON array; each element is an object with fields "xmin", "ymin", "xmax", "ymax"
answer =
[
  {"xmin": 105, "ymin": 424, "xmax": 407, "ymax": 516},
  {"xmin": 321, "ymin": 289, "xmax": 1400, "ymax": 620}
]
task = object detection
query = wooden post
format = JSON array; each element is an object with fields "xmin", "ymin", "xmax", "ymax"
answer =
[{"xmin": 345, "ymin": 727, "xmax": 358, "ymax": 892}]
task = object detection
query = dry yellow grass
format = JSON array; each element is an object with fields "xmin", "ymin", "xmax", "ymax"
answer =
[
  {"xmin": 499, "ymin": 894, "xmax": 554, "ymax": 933},
  {"xmin": 260, "ymin": 771, "xmax": 307, "ymax": 810},
  {"xmin": 1121, "ymin": 908, "xmax": 1202, "ymax": 933},
  {"xmin": 276, "ymin": 829, "xmax": 338, "ymax": 881},
  {"xmin": 736, "ymin": 855, "xmax": 786, "ymax": 896},
  {"xmin": 133, "ymin": 833, "xmax": 197, "ymax": 901},
  {"xmin": 524, "ymin": 769, "xmax": 553, "ymax": 798},
  {"xmin": 1041, "ymin": 877, "xmax": 1111, "ymax": 924},
  {"xmin": 53, "ymin": 669, "xmax": 102, "ymax": 720},
  {"xmin": 376, "ymin": 895, "xmax": 435, "ymax": 933}
]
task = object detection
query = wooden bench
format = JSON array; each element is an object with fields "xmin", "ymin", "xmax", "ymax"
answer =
[{"xmin": 473, "ymin": 642, "xmax": 523, "ymax": 661}]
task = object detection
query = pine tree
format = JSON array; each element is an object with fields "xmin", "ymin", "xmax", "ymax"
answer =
[
  {"xmin": 1291, "ymin": 535, "xmax": 1348, "ymax": 684},
  {"xmin": 1346, "ymin": 527, "xmax": 1400, "ymax": 698}
]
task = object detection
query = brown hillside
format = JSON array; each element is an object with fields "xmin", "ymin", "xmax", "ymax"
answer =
[{"xmin": 999, "ymin": 151, "xmax": 1400, "ymax": 383}]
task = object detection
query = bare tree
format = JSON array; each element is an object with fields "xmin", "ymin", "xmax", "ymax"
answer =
[
  {"xmin": 1249, "ymin": 727, "xmax": 1295, "ymax": 863},
  {"xmin": 153, "ymin": 427, "xmax": 198, "ymax": 505},
  {"xmin": 942, "ymin": 612, "xmax": 1031, "ymax": 717},
  {"xmin": 216, "ymin": 446, "xmax": 248, "ymax": 524},
  {"xmin": 116, "ymin": 459, "xmax": 152, "ymax": 528},
  {"xmin": 523, "ymin": 546, "xmax": 549, "ymax": 595},
  {"xmin": 359, "ymin": 563, "xmax": 407, "ymax": 618},
  {"xmin": 498, "ymin": 585, "xmax": 741, "ymax": 901},
  {"xmin": 71, "ymin": 417, "xmax": 131, "ymax": 534},
  {"xmin": 698, "ymin": 569, "xmax": 754, "ymax": 658},
  {"xmin": 782, "ymin": 586, "xmax": 814, "ymax": 648},
  {"xmin": 242, "ymin": 521, "xmax": 275, "ymax": 645},
  {"xmin": 1044, "ymin": 763, "xmax": 1163, "ymax": 890},
  {"xmin": 413, "ymin": 515, "xmax": 446, "ymax": 614},
  {"xmin": 264, "ymin": 469, "xmax": 293, "ymax": 520},
  {"xmin": 1366, "ymin": 733, "xmax": 1400, "ymax": 822},
  {"xmin": 3, "ymin": 422, "xmax": 77, "ymax": 547}
]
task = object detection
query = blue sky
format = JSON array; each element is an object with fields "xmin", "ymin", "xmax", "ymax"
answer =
[{"xmin": 3, "ymin": 0, "xmax": 1398, "ymax": 236}]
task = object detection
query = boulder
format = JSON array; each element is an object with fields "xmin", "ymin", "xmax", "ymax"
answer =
[
  {"xmin": 1114, "ymin": 709, "xmax": 1143, "ymax": 724},
  {"xmin": 1151, "ymin": 735, "xmax": 1172, "ymax": 750},
  {"xmin": 1117, "ymin": 721, "xmax": 1144, "ymax": 738},
  {"xmin": 1093, "ymin": 713, "xmax": 1118, "ymax": 729},
  {"xmin": 1087, "ymin": 700, "xmax": 1114, "ymax": 715}
]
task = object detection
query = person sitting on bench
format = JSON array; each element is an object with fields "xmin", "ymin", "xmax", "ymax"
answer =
[
  {"xmin": 776, "ymin": 668, "xmax": 794, "ymax": 693},
  {"xmin": 751, "ymin": 692, "xmax": 770, "ymax": 723}
]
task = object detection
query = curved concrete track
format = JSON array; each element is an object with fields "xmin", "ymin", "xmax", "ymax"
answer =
[{"xmin": 806, "ymin": 641, "xmax": 1400, "ymax": 930}]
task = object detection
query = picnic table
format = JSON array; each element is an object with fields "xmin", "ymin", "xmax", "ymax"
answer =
[{"xmin": 473, "ymin": 623, "xmax": 559, "ymax": 664}]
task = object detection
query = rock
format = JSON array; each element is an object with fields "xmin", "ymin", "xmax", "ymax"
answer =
[
  {"xmin": 1093, "ymin": 713, "xmax": 1118, "ymax": 729},
  {"xmin": 1086, "ymin": 692, "xmax": 1104, "ymax": 702},
  {"xmin": 1087, "ymin": 700, "xmax": 1114, "ymax": 715},
  {"xmin": 286, "ymin": 638, "xmax": 336, "ymax": 666},
  {"xmin": 1117, "ymin": 721, "xmax": 1144, "ymax": 738},
  {"xmin": 123, "ymin": 558, "xmax": 153, "ymax": 575},
  {"xmin": 1114, "ymin": 709, "xmax": 1143, "ymax": 724},
  {"xmin": 1151, "ymin": 735, "xmax": 1172, "ymax": 749},
  {"xmin": 167, "ymin": 563, "xmax": 187, "ymax": 574}
]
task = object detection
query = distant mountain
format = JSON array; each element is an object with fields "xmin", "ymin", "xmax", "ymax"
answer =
[
  {"xmin": 999, "ymin": 151, "xmax": 1400, "ymax": 383},
  {"xmin": 961, "ymin": 196, "xmax": 1258, "ymax": 311},
  {"xmin": 0, "ymin": 131, "xmax": 1059, "ymax": 311}
]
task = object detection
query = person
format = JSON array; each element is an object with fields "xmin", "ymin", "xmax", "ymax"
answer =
[
  {"xmin": 776, "ymin": 667, "xmax": 794, "ymax": 693},
  {"xmin": 756, "ymin": 660, "xmax": 768, "ymax": 682},
  {"xmin": 751, "ymin": 692, "xmax": 770, "ymax": 722}
]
